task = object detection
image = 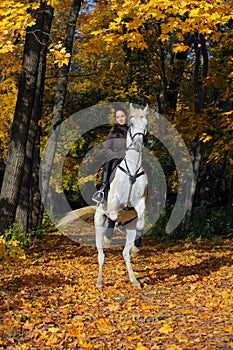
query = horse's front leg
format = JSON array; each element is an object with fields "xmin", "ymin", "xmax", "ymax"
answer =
[
  {"xmin": 134, "ymin": 197, "xmax": 146, "ymax": 231},
  {"xmin": 123, "ymin": 228, "xmax": 141, "ymax": 288},
  {"xmin": 107, "ymin": 190, "xmax": 119, "ymax": 222}
]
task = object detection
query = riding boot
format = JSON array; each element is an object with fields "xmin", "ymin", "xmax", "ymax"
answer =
[
  {"xmin": 92, "ymin": 160, "xmax": 112, "ymax": 203},
  {"xmin": 99, "ymin": 162, "xmax": 111, "ymax": 199}
]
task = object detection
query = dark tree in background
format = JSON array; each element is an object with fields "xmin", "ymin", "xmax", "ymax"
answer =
[{"xmin": 0, "ymin": 2, "xmax": 54, "ymax": 232}]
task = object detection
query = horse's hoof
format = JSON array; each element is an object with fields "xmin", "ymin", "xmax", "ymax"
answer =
[
  {"xmin": 133, "ymin": 281, "xmax": 141, "ymax": 289},
  {"xmin": 130, "ymin": 245, "xmax": 140, "ymax": 257},
  {"xmin": 103, "ymin": 236, "xmax": 112, "ymax": 248}
]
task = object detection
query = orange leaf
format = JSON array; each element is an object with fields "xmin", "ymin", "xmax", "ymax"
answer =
[
  {"xmin": 224, "ymin": 325, "xmax": 233, "ymax": 333},
  {"xmin": 95, "ymin": 318, "xmax": 114, "ymax": 334},
  {"xmin": 141, "ymin": 303, "xmax": 151, "ymax": 310},
  {"xmin": 136, "ymin": 344, "xmax": 148, "ymax": 350}
]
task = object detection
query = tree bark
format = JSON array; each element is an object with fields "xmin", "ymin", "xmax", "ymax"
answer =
[
  {"xmin": 15, "ymin": 3, "xmax": 54, "ymax": 230},
  {"xmin": 194, "ymin": 33, "xmax": 208, "ymax": 114},
  {"xmin": 0, "ymin": 3, "xmax": 47, "ymax": 232},
  {"xmin": 226, "ymin": 175, "xmax": 233, "ymax": 219},
  {"xmin": 184, "ymin": 137, "xmax": 202, "ymax": 230},
  {"xmin": 183, "ymin": 34, "xmax": 209, "ymax": 231},
  {"xmin": 41, "ymin": 0, "xmax": 83, "ymax": 214},
  {"xmin": 157, "ymin": 25, "xmax": 189, "ymax": 119}
]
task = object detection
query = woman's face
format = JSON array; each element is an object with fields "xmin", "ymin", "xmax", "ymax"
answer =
[{"xmin": 115, "ymin": 110, "xmax": 127, "ymax": 125}]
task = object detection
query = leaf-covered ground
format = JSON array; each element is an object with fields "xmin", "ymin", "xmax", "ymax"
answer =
[{"xmin": 0, "ymin": 232, "xmax": 233, "ymax": 349}]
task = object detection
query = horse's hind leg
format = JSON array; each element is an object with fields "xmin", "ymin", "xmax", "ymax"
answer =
[
  {"xmin": 96, "ymin": 247, "xmax": 104, "ymax": 288},
  {"xmin": 123, "ymin": 229, "xmax": 141, "ymax": 288},
  {"xmin": 96, "ymin": 226, "xmax": 105, "ymax": 287},
  {"xmin": 95, "ymin": 211, "xmax": 108, "ymax": 288}
]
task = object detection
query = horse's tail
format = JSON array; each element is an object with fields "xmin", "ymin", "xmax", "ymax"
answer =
[{"xmin": 57, "ymin": 206, "xmax": 96, "ymax": 228}]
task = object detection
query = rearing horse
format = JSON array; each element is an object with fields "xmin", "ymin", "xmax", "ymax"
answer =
[{"xmin": 94, "ymin": 104, "xmax": 148, "ymax": 288}]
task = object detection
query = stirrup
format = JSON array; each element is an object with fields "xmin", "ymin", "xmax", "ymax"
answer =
[
  {"xmin": 116, "ymin": 222, "xmax": 125, "ymax": 233},
  {"xmin": 92, "ymin": 190, "xmax": 105, "ymax": 204}
]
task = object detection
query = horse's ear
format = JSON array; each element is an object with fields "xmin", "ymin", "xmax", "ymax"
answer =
[
  {"xmin": 129, "ymin": 103, "xmax": 134, "ymax": 115},
  {"xmin": 144, "ymin": 104, "xmax": 149, "ymax": 115}
]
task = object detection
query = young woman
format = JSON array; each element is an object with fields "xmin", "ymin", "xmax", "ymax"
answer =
[{"xmin": 92, "ymin": 107, "xmax": 129, "ymax": 203}]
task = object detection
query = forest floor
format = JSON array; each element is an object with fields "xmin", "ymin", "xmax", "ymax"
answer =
[{"xmin": 0, "ymin": 231, "xmax": 233, "ymax": 349}]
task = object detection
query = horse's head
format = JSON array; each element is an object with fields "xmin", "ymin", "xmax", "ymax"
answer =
[{"xmin": 128, "ymin": 104, "xmax": 148, "ymax": 152}]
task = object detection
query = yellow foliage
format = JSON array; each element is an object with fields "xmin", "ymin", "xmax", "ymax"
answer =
[
  {"xmin": 173, "ymin": 43, "xmax": 190, "ymax": 53},
  {"xmin": 0, "ymin": 75, "xmax": 18, "ymax": 157},
  {"xmin": 83, "ymin": 0, "xmax": 233, "ymax": 52},
  {"xmin": 49, "ymin": 43, "xmax": 71, "ymax": 68},
  {"xmin": 0, "ymin": 236, "xmax": 26, "ymax": 261},
  {"xmin": 0, "ymin": 0, "xmax": 40, "ymax": 50},
  {"xmin": 0, "ymin": 1, "xmax": 41, "ymax": 158},
  {"xmin": 200, "ymin": 133, "xmax": 213, "ymax": 143}
]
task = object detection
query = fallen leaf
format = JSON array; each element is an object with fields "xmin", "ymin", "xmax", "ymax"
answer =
[{"xmin": 159, "ymin": 324, "xmax": 173, "ymax": 334}]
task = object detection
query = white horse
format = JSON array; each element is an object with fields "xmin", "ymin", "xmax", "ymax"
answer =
[{"xmin": 95, "ymin": 104, "xmax": 148, "ymax": 288}]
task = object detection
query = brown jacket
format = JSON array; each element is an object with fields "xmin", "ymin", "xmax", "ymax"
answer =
[{"xmin": 104, "ymin": 124, "xmax": 128, "ymax": 159}]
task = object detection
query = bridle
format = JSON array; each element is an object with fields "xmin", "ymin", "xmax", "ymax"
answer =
[{"xmin": 127, "ymin": 124, "xmax": 148, "ymax": 149}]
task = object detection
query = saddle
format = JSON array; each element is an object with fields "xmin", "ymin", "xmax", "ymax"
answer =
[{"xmin": 109, "ymin": 166, "xmax": 118, "ymax": 184}]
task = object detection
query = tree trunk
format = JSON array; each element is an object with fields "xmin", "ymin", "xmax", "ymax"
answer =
[
  {"xmin": 41, "ymin": 0, "xmax": 83, "ymax": 215},
  {"xmin": 0, "ymin": 3, "xmax": 47, "ymax": 233},
  {"xmin": 157, "ymin": 26, "xmax": 189, "ymax": 119},
  {"xmin": 226, "ymin": 175, "xmax": 233, "ymax": 219},
  {"xmin": 15, "ymin": 3, "xmax": 54, "ymax": 230},
  {"xmin": 183, "ymin": 34, "xmax": 209, "ymax": 231},
  {"xmin": 184, "ymin": 137, "xmax": 202, "ymax": 230},
  {"xmin": 194, "ymin": 33, "xmax": 208, "ymax": 114},
  {"xmin": 30, "ymin": 130, "xmax": 43, "ymax": 228}
]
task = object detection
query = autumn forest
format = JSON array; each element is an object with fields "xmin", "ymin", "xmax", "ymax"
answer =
[{"xmin": 0, "ymin": 0, "xmax": 233, "ymax": 348}]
